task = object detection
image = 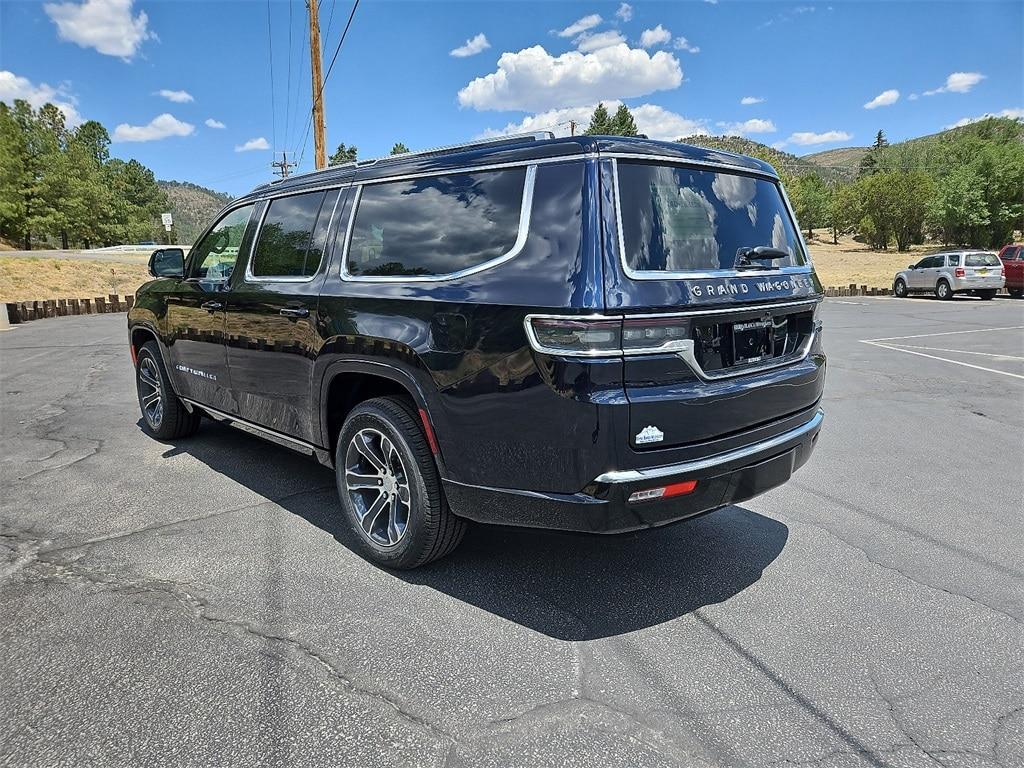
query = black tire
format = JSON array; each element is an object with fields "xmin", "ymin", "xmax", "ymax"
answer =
[
  {"xmin": 978, "ymin": 289, "xmax": 997, "ymax": 301},
  {"xmin": 135, "ymin": 341, "xmax": 201, "ymax": 439},
  {"xmin": 1010, "ymin": 288, "xmax": 1023, "ymax": 299},
  {"xmin": 893, "ymin": 278, "xmax": 908, "ymax": 298},
  {"xmin": 335, "ymin": 396, "xmax": 466, "ymax": 569},
  {"xmin": 935, "ymin": 280, "xmax": 953, "ymax": 300}
]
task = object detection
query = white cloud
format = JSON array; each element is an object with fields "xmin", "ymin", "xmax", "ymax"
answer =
[
  {"xmin": 575, "ymin": 30, "xmax": 626, "ymax": 52},
  {"xmin": 673, "ymin": 37, "xmax": 700, "ymax": 54},
  {"xmin": 717, "ymin": 118, "xmax": 777, "ymax": 136},
  {"xmin": 864, "ymin": 89, "xmax": 899, "ymax": 109},
  {"xmin": 0, "ymin": 70, "xmax": 83, "ymax": 126},
  {"xmin": 557, "ymin": 14, "xmax": 602, "ymax": 37},
  {"xmin": 944, "ymin": 108, "xmax": 1024, "ymax": 129},
  {"xmin": 908, "ymin": 93, "xmax": 919, "ymax": 101},
  {"xmin": 450, "ymin": 32, "xmax": 490, "ymax": 58},
  {"xmin": 740, "ymin": 96, "xmax": 765, "ymax": 105},
  {"xmin": 235, "ymin": 136, "xmax": 270, "ymax": 152},
  {"xmin": 457, "ymin": 44, "xmax": 683, "ymax": 112},
  {"xmin": 204, "ymin": 118, "xmax": 226, "ymax": 129},
  {"xmin": 787, "ymin": 130, "xmax": 852, "ymax": 146},
  {"xmin": 615, "ymin": 3, "xmax": 633, "ymax": 21},
  {"xmin": 479, "ymin": 101, "xmax": 708, "ymax": 142},
  {"xmin": 704, "ymin": 0, "xmax": 719, "ymax": 4},
  {"xmin": 157, "ymin": 88, "xmax": 193, "ymax": 103},
  {"xmin": 44, "ymin": 0, "xmax": 153, "ymax": 60},
  {"xmin": 924, "ymin": 71, "xmax": 985, "ymax": 96},
  {"xmin": 640, "ymin": 25, "xmax": 672, "ymax": 48},
  {"xmin": 112, "ymin": 113, "xmax": 194, "ymax": 142}
]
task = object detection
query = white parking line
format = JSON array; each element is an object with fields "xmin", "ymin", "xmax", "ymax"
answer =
[
  {"xmin": 883, "ymin": 343, "xmax": 1024, "ymax": 361},
  {"xmin": 863, "ymin": 326, "xmax": 1024, "ymax": 343},
  {"xmin": 860, "ymin": 340, "xmax": 1024, "ymax": 380}
]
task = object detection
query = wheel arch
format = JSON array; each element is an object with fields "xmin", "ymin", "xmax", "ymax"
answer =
[{"xmin": 316, "ymin": 359, "xmax": 447, "ymax": 475}]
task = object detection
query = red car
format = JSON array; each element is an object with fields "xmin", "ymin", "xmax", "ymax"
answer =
[{"xmin": 998, "ymin": 244, "xmax": 1024, "ymax": 298}]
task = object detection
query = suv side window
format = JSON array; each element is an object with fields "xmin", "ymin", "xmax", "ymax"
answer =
[
  {"xmin": 345, "ymin": 167, "xmax": 528, "ymax": 278},
  {"xmin": 947, "ymin": 254, "xmax": 960, "ymax": 266},
  {"xmin": 189, "ymin": 204, "xmax": 255, "ymax": 280},
  {"xmin": 250, "ymin": 190, "xmax": 340, "ymax": 278},
  {"xmin": 913, "ymin": 257, "xmax": 931, "ymax": 269}
]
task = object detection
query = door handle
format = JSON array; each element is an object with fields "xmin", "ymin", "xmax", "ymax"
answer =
[
  {"xmin": 279, "ymin": 307, "xmax": 310, "ymax": 318},
  {"xmin": 201, "ymin": 301, "xmax": 223, "ymax": 312}
]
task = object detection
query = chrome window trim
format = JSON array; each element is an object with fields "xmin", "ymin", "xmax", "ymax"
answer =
[
  {"xmin": 244, "ymin": 189, "xmax": 342, "ymax": 284},
  {"xmin": 623, "ymin": 297, "xmax": 821, "ymax": 320},
  {"xmin": 593, "ymin": 408, "xmax": 824, "ymax": 484},
  {"xmin": 340, "ymin": 164, "xmax": 539, "ymax": 283},
  {"xmin": 609, "ymin": 158, "xmax": 815, "ymax": 281}
]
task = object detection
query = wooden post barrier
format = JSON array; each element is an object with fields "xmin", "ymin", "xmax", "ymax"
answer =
[{"xmin": 95, "ymin": 297, "xmax": 106, "ymax": 313}]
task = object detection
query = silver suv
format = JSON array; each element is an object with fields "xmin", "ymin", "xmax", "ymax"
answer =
[{"xmin": 893, "ymin": 251, "xmax": 1005, "ymax": 300}]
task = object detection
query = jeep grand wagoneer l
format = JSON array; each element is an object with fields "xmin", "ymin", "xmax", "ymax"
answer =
[{"xmin": 128, "ymin": 133, "xmax": 825, "ymax": 568}]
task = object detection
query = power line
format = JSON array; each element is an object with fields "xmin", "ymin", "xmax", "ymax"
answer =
[
  {"xmin": 266, "ymin": 0, "xmax": 277, "ymax": 152},
  {"xmin": 297, "ymin": 0, "xmax": 360, "ymax": 168},
  {"xmin": 284, "ymin": 0, "xmax": 293, "ymax": 147}
]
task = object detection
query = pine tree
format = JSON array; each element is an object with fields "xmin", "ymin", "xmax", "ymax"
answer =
[
  {"xmin": 390, "ymin": 142, "xmax": 410, "ymax": 155},
  {"xmin": 873, "ymin": 130, "xmax": 889, "ymax": 149},
  {"xmin": 329, "ymin": 143, "xmax": 358, "ymax": 165},
  {"xmin": 611, "ymin": 104, "xmax": 639, "ymax": 137},
  {"xmin": 584, "ymin": 103, "xmax": 613, "ymax": 135}
]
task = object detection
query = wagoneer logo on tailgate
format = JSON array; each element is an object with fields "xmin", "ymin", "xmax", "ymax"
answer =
[{"xmin": 689, "ymin": 276, "xmax": 816, "ymax": 298}]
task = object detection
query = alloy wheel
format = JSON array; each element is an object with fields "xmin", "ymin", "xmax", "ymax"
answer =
[
  {"xmin": 137, "ymin": 356, "xmax": 164, "ymax": 428},
  {"xmin": 344, "ymin": 428, "xmax": 411, "ymax": 547}
]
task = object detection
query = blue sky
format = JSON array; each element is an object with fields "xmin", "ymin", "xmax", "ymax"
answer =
[{"xmin": 1, "ymin": 0, "xmax": 1021, "ymax": 196}]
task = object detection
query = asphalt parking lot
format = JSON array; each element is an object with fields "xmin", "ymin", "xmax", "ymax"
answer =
[{"xmin": 1, "ymin": 297, "xmax": 1022, "ymax": 768}]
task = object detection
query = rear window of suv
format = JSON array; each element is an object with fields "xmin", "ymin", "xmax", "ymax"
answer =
[
  {"xmin": 965, "ymin": 253, "xmax": 1000, "ymax": 267},
  {"xmin": 616, "ymin": 162, "xmax": 807, "ymax": 274},
  {"xmin": 346, "ymin": 167, "xmax": 528, "ymax": 278}
]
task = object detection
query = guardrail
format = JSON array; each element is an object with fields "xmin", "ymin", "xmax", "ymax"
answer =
[{"xmin": 4, "ymin": 294, "xmax": 135, "ymax": 323}]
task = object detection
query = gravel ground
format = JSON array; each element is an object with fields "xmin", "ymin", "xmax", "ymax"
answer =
[{"xmin": 1, "ymin": 296, "xmax": 1021, "ymax": 767}]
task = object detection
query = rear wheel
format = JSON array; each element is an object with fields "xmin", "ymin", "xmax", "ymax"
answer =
[
  {"xmin": 893, "ymin": 278, "xmax": 908, "ymax": 298},
  {"xmin": 335, "ymin": 397, "xmax": 465, "ymax": 569},
  {"xmin": 936, "ymin": 280, "xmax": 953, "ymax": 300},
  {"xmin": 1008, "ymin": 288, "xmax": 1022, "ymax": 298},
  {"xmin": 978, "ymin": 289, "xmax": 997, "ymax": 301},
  {"xmin": 135, "ymin": 341, "xmax": 201, "ymax": 439}
]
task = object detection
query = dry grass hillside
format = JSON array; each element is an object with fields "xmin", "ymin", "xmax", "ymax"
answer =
[
  {"xmin": 0, "ymin": 257, "xmax": 151, "ymax": 302},
  {"xmin": 159, "ymin": 181, "xmax": 232, "ymax": 245},
  {"xmin": 806, "ymin": 233, "xmax": 941, "ymax": 288}
]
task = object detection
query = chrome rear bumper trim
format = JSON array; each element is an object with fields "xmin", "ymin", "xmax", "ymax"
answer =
[{"xmin": 594, "ymin": 408, "xmax": 824, "ymax": 484}]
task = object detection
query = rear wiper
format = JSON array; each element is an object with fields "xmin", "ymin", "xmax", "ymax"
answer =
[{"xmin": 735, "ymin": 246, "xmax": 790, "ymax": 270}]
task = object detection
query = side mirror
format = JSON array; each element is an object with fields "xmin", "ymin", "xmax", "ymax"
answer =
[
  {"xmin": 908, "ymin": 264, "xmax": 916, "ymax": 269},
  {"xmin": 149, "ymin": 248, "xmax": 184, "ymax": 278}
]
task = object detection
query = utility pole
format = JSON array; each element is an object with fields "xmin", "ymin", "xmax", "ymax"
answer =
[
  {"xmin": 569, "ymin": 120, "xmax": 577, "ymax": 136},
  {"xmin": 308, "ymin": 0, "xmax": 327, "ymax": 170},
  {"xmin": 271, "ymin": 151, "xmax": 297, "ymax": 179}
]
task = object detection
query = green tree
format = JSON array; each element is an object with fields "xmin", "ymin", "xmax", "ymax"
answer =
[
  {"xmin": 858, "ymin": 130, "xmax": 889, "ymax": 177},
  {"xmin": 825, "ymin": 182, "xmax": 858, "ymax": 245},
  {"xmin": 927, "ymin": 166, "xmax": 991, "ymax": 246},
  {"xmin": 788, "ymin": 175, "xmax": 831, "ymax": 238},
  {"xmin": 610, "ymin": 104, "xmax": 639, "ymax": 137},
  {"xmin": 329, "ymin": 143, "xmax": 358, "ymax": 165},
  {"xmin": 390, "ymin": 142, "xmax": 409, "ymax": 155},
  {"xmin": 584, "ymin": 103, "xmax": 613, "ymax": 135}
]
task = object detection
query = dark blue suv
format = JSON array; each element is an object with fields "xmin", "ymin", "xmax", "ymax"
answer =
[{"xmin": 128, "ymin": 133, "xmax": 825, "ymax": 568}]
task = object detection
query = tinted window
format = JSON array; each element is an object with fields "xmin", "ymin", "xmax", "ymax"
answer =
[
  {"xmin": 947, "ymin": 254, "xmax": 960, "ymax": 266},
  {"xmin": 965, "ymin": 253, "xmax": 1000, "ymax": 267},
  {"xmin": 252, "ymin": 190, "xmax": 339, "ymax": 277},
  {"xmin": 190, "ymin": 204, "xmax": 255, "ymax": 280},
  {"xmin": 617, "ymin": 163, "xmax": 806, "ymax": 273},
  {"xmin": 346, "ymin": 168, "xmax": 527, "ymax": 277}
]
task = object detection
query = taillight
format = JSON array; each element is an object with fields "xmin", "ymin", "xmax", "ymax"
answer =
[
  {"xmin": 525, "ymin": 315, "xmax": 690, "ymax": 357},
  {"xmin": 954, "ymin": 267, "xmax": 965, "ymax": 278}
]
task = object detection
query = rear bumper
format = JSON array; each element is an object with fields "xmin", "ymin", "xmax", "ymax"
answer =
[
  {"xmin": 444, "ymin": 409, "xmax": 823, "ymax": 533},
  {"xmin": 950, "ymin": 276, "xmax": 1005, "ymax": 291}
]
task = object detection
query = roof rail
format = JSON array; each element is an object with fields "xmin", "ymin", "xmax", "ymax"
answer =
[{"xmin": 268, "ymin": 131, "xmax": 554, "ymax": 185}]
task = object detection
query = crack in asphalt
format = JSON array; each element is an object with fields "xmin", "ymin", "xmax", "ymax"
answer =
[
  {"xmin": 25, "ymin": 553, "xmax": 459, "ymax": 753},
  {"xmin": 790, "ymin": 514, "xmax": 1022, "ymax": 626}
]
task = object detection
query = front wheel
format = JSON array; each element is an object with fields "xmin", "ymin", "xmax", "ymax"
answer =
[
  {"xmin": 135, "ymin": 341, "xmax": 201, "ymax": 439},
  {"xmin": 893, "ymin": 278, "xmax": 908, "ymax": 298},
  {"xmin": 936, "ymin": 280, "xmax": 953, "ymax": 300},
  {"xmin": 335, "ymin": 397, "xmax": 466, "ymax": 569}
]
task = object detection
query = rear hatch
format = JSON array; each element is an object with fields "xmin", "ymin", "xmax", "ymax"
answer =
[
  {"xmin": 606, "ymin": 157, "xmax": 825, "ymax": 450},
  {"xmin": 962, "ymin": 252, "xmax": 1002, "ymax": 283}
]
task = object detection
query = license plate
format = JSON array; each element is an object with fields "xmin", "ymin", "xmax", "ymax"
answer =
[
  {"xmin": 978, "ymin": 268, "xmax": 989, "ymax": 275},
  {"xmin": 733, "ymin": 318, "xmax": 773, "ymax": 364}
]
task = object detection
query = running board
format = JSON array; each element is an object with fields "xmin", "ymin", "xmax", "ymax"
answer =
[{"xmin": 180, "ymin": 398, "xmax": 334, "ymax": 468}]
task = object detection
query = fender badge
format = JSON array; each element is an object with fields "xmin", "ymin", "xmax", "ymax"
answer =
[{"xmin": 635, "ymin": 425, "xmax": 664, "ymax": 445}]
